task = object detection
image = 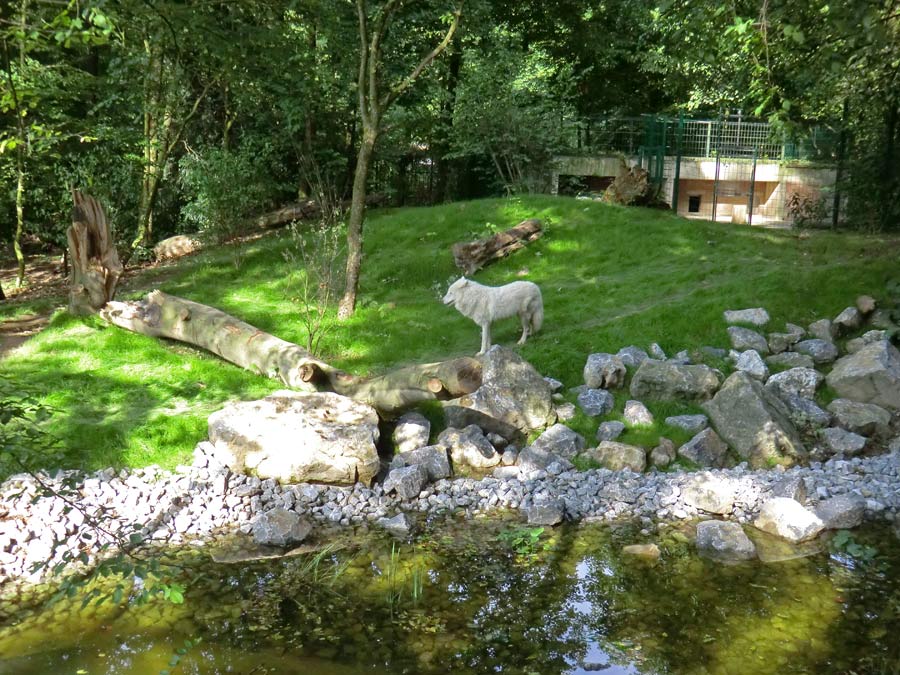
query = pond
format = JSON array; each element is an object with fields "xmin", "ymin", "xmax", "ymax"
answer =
[{"xmin": 2, "ymin": 518, "xmax": 900, "ymax": 675}]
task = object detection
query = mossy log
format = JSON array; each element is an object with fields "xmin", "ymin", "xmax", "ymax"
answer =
[
  {"xmin": 100, "ymin": 290, "xmax": 481, "ymax": 414},
  {"xmin": 67, "ymin": 191, "xmax": 123, "ymax": 315},
  {"xmin": 451, "ymin": 218, "xmax": 543, "ymax": 275}
]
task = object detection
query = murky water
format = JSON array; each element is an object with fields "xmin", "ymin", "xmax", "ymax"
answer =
[{"xmin": 2, "ymin": 518, "xmax": 900, "ymax": 675}]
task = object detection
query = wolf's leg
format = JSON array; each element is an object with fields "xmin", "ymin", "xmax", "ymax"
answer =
[
  {"xmin": 479, "ymin": 322, "xmax": 491, "ymax": 355},
  {"xmin": 517, "ymin": 311, "xmax": 530, "ymax": 345}
]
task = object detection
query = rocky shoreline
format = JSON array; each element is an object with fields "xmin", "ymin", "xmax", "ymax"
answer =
[{"xmin": 3, "ymin": 441, "xmax": 900, "ymax": 596}]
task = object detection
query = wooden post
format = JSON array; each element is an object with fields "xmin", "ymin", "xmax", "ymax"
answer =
[{"xmin": 67, "ymin": 191, "xmax": 122, "ymax": 315}]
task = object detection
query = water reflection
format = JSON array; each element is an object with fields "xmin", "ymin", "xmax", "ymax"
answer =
[{"xmin": 1, "ymin": 521, "xmax": 900, "ymax": 674}]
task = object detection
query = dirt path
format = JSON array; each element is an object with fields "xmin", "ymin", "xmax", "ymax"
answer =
[{"xmin": 0, "ymin": 313, "xmax": 52, "ymax": 359}]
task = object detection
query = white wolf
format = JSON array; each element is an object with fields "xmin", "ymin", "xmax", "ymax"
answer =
[{"xmin": 442, "ymin": 277, "xmax": 543, "ymax": 355}]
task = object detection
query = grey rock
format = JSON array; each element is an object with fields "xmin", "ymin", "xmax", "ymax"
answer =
[
  {"xmin": 577, "ymin": 388, "xmax": 615, "ymax": 417},
  {"xmin": 390, "ymin": 445, "xmax": 451, "ymax": 481},
  {"xmin": 768, "ymin": 332, "xmax": 802, "ymax": 354},
  {"xmin": 727, "ymin": 326, "xmax": 769, "ymax": 354},
  {"xmin": 703, "ymin": 372, "xmax": 805, "ymax": 469},
  {"xmin": 438, "ymin": 426, "xmax": 501, "ymax": 469},
  {"xmin": 826, "ymin": 399, "xmax": 892, "ymax": 437},
  {"xmin": 525, "ymin": 499, "xmax": 565, "ymax": 526},
  {"xmin": 443, "ymin": 346, "xmax": 554, "ymax": 442},
  {"xmin": 251, "ymin": 508, "xmax": 312, "ymax": 547},
  {"xmin": 623, "ymin": 400, "xmax": 654, "ymax": 426},
  {"xmin": 696, "ymin": 520, "xmax": 757, "ymax": 562},
  {"xmin": 856, "ymin": 295, "xmax": 877, "ymax": 315},
  {"xmin": 766, "ymin": 352, "xmax": 815, "ymax": 369},
  {"xmin": 596, "ymin": 421, "xmax": 626, "ymax": 442},
  {"xmin": 781, "ymin": 394, "xmax": 831, "ymax": 432},
  {"xmin": 617, "ymin": 346, "xmax": 650, "ymax": 369},
  {"xmin": 629, "ymin": 360, "xmax": 722, "ymax": 401},
  {"xmin": 670, "ymin": 350, "xmax": 693, "ymax": 365},
  {"xmin": 808, "ymin": 319, "xmax": 835, "ymax": 342},
  {"xmin": 890, "ymin": 436, "xmax": 900, "ymax": 453},
  {"xmin": 754, "ymin": 497, "xmax": 825, "ymax": 543},
  {"xmin": 207, "ymin": 390, "xmax": 380, "ymax": 486},
  {"xmin": 846, "ymin": 330, "xmax": 888, "ymax": 355},
  {"xmin": 584, "ymin": 353, "xmax": 627, "ymax": 389},
  {"xmin": 765, "ymin": 367, "xmax": 824, "ymax": 401},
  {"xmin": 392, "ymin": 412, "xmax": 431, "ymax": 455},
  {"xmin": 833, "ymin": 306, "xmax": 862, "ymax": 334},
  {"xmin": 816, "ymin": 495, "xmax": 865, "ymax": 530},
  {"xmin": 384, "ymin": 464, "xmax": 429, "ymax": 500},
  {"xmin": 677, "ymin": 428, "xmax": 729, "ymax": 468},
  {"xmin": 735, "ymin": 350, "xmax": 769, "ymax": 380},
  {"xmin": 377, "ymin": 513, "xmax": 412, "ymax": 536},
  {"xmin": 724, "ymin": 308, "xmax": 770, "ymax": 327},
  {"xmin": 493, "ymin": 466, "xmax": 521, "ymax": 480},
  {"xmin": 826, "ymin": 341, "xmax": 900, "ymax": 411},
  {"xmin": 516, "ymin": 446, "xmax": 574, "ymax": 473},
  {"xmin": 820, "ymin": 427, "xmax": 867, "ymax": 456},
  {"xmin": 771, "ymin": 476, "xmax": 807, "ymax": 503},
  {"xmin": 530, "ymin": 424, "xmax": 585, "ymax": 459},
  {"xmin": 665, "ymin": 414, "xmax": 709, "ymax": 434},
  {"xmin": 794, "ymin": 339, "xmax": 839, "ymax": 364},
  {"xmin": 682, "ymin": 473, "xmax": 736, "ymax": 514},
  {"xmin": 701, "ymin": 346, "xmax": 729, "ymax": 360},
  {"xmin": 555, "ymin": 402, "xmax": 577, "ymax": 421},
  {"xmin": 869, "ymin": 309, "xmax": 898, "ymax": 330},
  {"xmin": 585, "ymin": 442, "xmax": 647, "ymax": 472},
  {"xmin": 649, "ymin": 343, "xmax": 667, "ymax": 360},
  {"xmin": 544, "ymin": 376, "xmax": 564, "ymax": 392},
  {"xmin": 649, "ymin": 438, "xmax": 676, "ymax": 468}
]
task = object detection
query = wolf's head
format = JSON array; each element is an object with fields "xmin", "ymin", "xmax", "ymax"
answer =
[{"xmin": 442, "ymin": 277, "xmax": 468, "ymax": 306}]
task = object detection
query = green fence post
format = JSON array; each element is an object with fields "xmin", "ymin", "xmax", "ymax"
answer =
[{"xmin": 672, "ymin": 114, "xmax": 683, "ymax": 213}]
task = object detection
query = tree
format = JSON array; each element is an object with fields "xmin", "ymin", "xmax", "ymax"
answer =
[{"xmin": 337, "ymin": 0, "xmax": 462, "ymax": 319}]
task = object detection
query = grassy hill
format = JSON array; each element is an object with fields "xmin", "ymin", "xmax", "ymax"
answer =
[{"xmin": 2, "ymin": 195, "xmax": 898, "ymax": 476}]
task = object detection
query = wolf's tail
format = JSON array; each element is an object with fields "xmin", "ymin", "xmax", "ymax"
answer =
[{"xmin": 531, "ymin": 295, "xmax": 544, "ymax": 333}]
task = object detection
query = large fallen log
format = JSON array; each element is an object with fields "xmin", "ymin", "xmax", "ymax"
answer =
[
  {"xmin": 451, "ymin": 218, "xmax": 543, "ymax": 275},
  {"xmin": 100, "ymin": 290, "xmax": 481, "ymax": 414},
  {"xmin": 67, "ymin": 191, "xmax": 123, "ymax": 315}
]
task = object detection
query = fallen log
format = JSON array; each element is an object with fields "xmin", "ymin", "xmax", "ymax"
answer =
[
  {"xmin": 100, "ymin": 290, "xmax": 481, "ymax": 414},
  {"xmin": 67, "ymin": 191, "xmax": 123, "ymax": 315},
  {"xmin": 451, "ymin": 218, "xmax": 543, "ymax": 275}
]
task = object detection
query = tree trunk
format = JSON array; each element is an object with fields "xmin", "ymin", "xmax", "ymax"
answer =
[
  {"xmin": 67, "ymin": 192, "xmax": 123, "ymax": 315},
  {"xmin": 451, "ymin": 219, "xmax": 544, "ymax": 275},
  {"xmin": 101, "ymin": 290, "xmax": 481, "ymax": 414},
  {"xmin": 338, "ymin": 130, "xmax": 377, "ymax": 319}
]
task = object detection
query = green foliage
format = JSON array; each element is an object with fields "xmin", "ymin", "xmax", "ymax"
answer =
[
  {"xmin": 830, "ymin": 529, "xmax": 878, "ymax": 563},
  {"xmin": 0, "ymin": 375, "xmax": 63, "ymax": 476},
  {"xmin": 497, "ymin": 525, "xmax": 550, "ymax": 561}
]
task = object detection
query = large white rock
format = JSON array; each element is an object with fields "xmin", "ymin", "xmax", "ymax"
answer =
[
  {"xmin": 754, "ymin": 497, "xmax": 825, "ymax": 543},
  {"xmin": 208, "ymin": 390, "xmax": 380, "ymax": 485},
  {"xmin": 826, "ymin": 341, "xmax": 900, "ymax": 411}
]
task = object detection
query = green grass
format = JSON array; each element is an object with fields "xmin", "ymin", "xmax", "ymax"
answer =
[{"xmin": 2, "ymin": 195, "xmax": 899, "ymax": 476}]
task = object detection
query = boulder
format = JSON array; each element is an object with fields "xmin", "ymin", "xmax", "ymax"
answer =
[
  {"xmin": 207, "ymin": 391, "xmax": 380, "ymax": 485},
  {"xmin": 555, "ymin": 402, "xmax": 577, "ymax": 421},
  {"xmin": 833, "ymin": 306, "xmax": 862, "ymax": 334},
  {"xmin": 846, "ymin": 330, "xmax": 887, "ymax": 355},
  {"xmin": 766, "ymin": 352, "xmax": 815, "ymax": 369},
  {"xmin": 723, "ymin": 307, "xmax": 770, "ymax": 327},
  {"xmin": 665, "ymin": 414, "xmax": 709, "ymax": 434},
  {"xmin": 768, "ymin": 331, "xmax": 802, "ymax": 354},
  {"xmin": 702, "ymin": 372, "xmax": 805, "ymax": 469},
  {"xmin": 677, "ymin": 428, "xmax": 729, "ymax": 468},
  {"xmin": 392, "ymin": 412, "xmax": 431, "ymax": 454},
  {"xmin": 793, "ymin": 339, "xmax": 839, "ymax": 364},
  {"xmin": 584, "ymin": 353, "xmax": 627, "ymax": 389},
  {"xmin": 584, "ymin": 441, "xmax": 646, "ymax": 472},
  {"xmin": 682, "ymin": 473, "xmax": 736, "ymax": 514},
  {"xmin": 438, "ymin": 425, "xmax": 501, "ymax": 469},
  {"xmin": 443, "ymin": 345, "xmax": 554, "ymax": 442},
  {"xmin": 251, "ymin": 508, "xmax": 312, "ymax": 547},
  {"xmin": 516, "ymin": 446, "xmax": 574, "ymax": 473},
  {"xmin": 154, "ymin": 233, "xmax": 202, "ymax": 260},
  {"xmin": 649, "ymin": 437, "xmax": 676, "ymax": 467},
  {"xmin": 826, "ymin": 399, "xmax": 892, "ymax": 437},
  {"xmin": 617, "ymin": 346, "xmax": 649, "ymax": 369},
  {"xmin": 623, "ymin": 400, "xmax": 654, "ymax": 426},
  {"xmin": 734, "ymin": 349, "xmax": 769, "ymax": 381},
  {"xmin": 377, "ymin": 513, "xmax": 412, "ymax": 536},
  {"xmin": 727, "ymin": 326, "xmax": 769, "ymax": 353},
  {"xmin": 781, "ymin": 394, "xmax": 832, "ymax": 432},
  {"xmin": 771, "ymin": 476, "xmax": 807, "ymax": 503},
  {"xmin": 816, "ymin": 495, "xmax": 865, "ymax": 530},
  {"xmin": 577, "ymin": 388, "xmax": 615, "ymax": 416},
  {"xmin": 856, "ymin": 295, "xmax": 877, "ymax": 315},
  {"xmin": 670, "ymin": 350, "xmax": 693, "ymax": 365},
  {"xmin": 530, "ymin": 423, "xmax": 585, "ymax": 459},
  {"xmin": 754, "ymin": 497, "xmax": 825, "ymax": 543},
  {"xmin": 383, "ymin": 464, "xmax": 429, "ymax": 500},
  {"xmin": 629, "ymin": 360, "xmax": 722, "ymax": 401},
  {"xmin": 819, "ymin": 427, "xmax": 867, "ymax": 456},
  {"xmin": 764, "ymin": 367, "xmax": 824, "ymax": 401},
  {"xmin": 826, "ymin": 341, "xmax": 900, "ymax": 410},
  {"xmin": 696, "ymin": 520, "xmax": 757, "ymax": 562},
  {"xmin": 525, "ymin": 499, "xmax": 566, "ymax": 526},
  {"xmin": 390, "ymin": 445, "xmax": 451, "ymax": 481},
  {"xmin": 649, "ymin": 343, "xmax": 667, "ymax": 360},
  {"xmin": 596, "ymin": 421, "xmax": 626, "ymax": 442},
  {"xmin": 808, "ymin": 319, "xmax": 835, "ymax": 342},
  {"xmin": 622, "ymin": 543, "xmax": 661, "ymax": 560}
]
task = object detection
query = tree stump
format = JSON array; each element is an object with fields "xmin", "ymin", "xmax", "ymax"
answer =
[
  {"xmin": 451, "ymin": 218, "xmax": 543, "ymax": 275},
  {"xmin": 67, "ymin": 191, "xmax": 122, "ymax": 315}
]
